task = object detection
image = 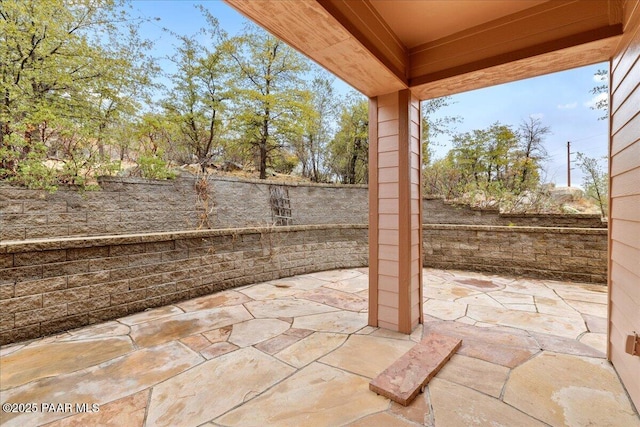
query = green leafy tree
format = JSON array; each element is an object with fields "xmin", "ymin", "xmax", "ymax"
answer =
[
  {"xmin": 162, "ymin": 9, "xmax": 234, "ymax": 170},
  {"xmin": 294, "ymin": 74, "xmax": 339, "ymax": 182},
  {"xmin": 483, "ymin": 123, "xmax": 519, "ymax": 184},
  {"xmin": 117, "ymin": 112, "xmax": 180, "ymax": 181},
  {"xmin": 450, "ymin": 128, "xmax": 490, "ymax": 186},
  {"xmin": 327, "ymin": 94, "xmax": 368, "ymax": 184},
  {"xmin": 421, "ymin": 96, "xmax": 461, "ymax": 166},
  {"xmin": 230, "ymin": 27, "xmax": 311, "ymax": 179},
  {"xmin": 131, "ymin": 112, "xmax": 176, "ymax": 158},
  {"xmin": 576, "ymin": 152, "xmax": 608, "ymax": 218},
  {"xmin": 449, "ymin": 122, "xmax": 529, "ymax": 193},
  {"xmin": 0, "ymin": 0, "xmax": 156, "ymax": 189},
  {"xmin": 424, "ymin": 117, "xmax": 551, "ymax": 207},
  {"xmin": 423, "ymin": 154, "xmax": 466, "ymax": 198}
]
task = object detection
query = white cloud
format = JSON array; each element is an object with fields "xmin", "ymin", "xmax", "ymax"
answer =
[
  {"xmin": 584, "ymin": 93, "xmax": 607, "ymax": 109},
  {"xmin": 529, "ymin": 113, "xmax": 544, "ymax": 120},
  {"xmin": 593, "ymin": 73, "xmax": 608, "ymax": 83},
  {"xmin": 557, "ymin": 102, "xmax": 577, "ymax": 110}
]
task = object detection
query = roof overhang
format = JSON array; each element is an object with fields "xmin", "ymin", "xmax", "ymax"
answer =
[{"xmin": 225, "ymin": 0, "xmax": 625, "ymax": 99}]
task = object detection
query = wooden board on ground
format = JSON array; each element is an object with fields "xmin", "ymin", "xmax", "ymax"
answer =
[{"xmin": 369, "ymin": 333, "xmax": 462, "ymax": 406}]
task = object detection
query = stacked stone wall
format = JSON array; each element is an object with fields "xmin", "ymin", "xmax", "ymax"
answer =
[
  {"xmin": 0, "ymin": 177, "xmax": 369, "ymax": 240},
  {"xmin": 0, "ymin": 178, "xmax": 200, "ymax": 240},
  {"xmin": 0, "ymin": 221, "xmax": 609, "ymax": 345},
  {"xmin": 1, "ymin": 177, "xmax": 604, "ymax": 241},
  {"xmin": 423, "ymin": 224, "xmax": 608, "ymax": 283},
  {"xmin": 0, "ymin": 225, "xmax": 368, "ymax": 345},
  {"xmin": 422, "ymin": 198, "xmax": 606, "ymax": 228},
  {"xmin": 0, "ymin": 177, "xmax": 610, "ymax": 344}
]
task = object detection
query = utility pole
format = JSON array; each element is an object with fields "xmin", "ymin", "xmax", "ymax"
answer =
[{"xmin": 567, "ymin": 141, "xmax": 572, "ymax": 187}]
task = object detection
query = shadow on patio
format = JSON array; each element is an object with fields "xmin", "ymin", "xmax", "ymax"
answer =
[{"xmin": 1, "ymin": 268, "xmax": 638, "ymax": 426}]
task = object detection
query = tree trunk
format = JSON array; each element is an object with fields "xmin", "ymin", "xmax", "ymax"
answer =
[
  {"xmin": 347, "ymin": 138, "xmax": 361, "ymax": 184},
  {"xmin": 259, "ymin": 95, "xmax": 270, "ymax": 179},
  {"xmin": 259, "ymin": 140, "xmax": 267, "ymax": 179}
]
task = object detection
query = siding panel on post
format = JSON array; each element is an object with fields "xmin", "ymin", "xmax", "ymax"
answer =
[
  {"xmin": 609, "ymin": 0, "xmax": 640, "ymax": 410},
  {"xmin": 397, "ymin": 90, "xmax": 411, "ymax": 333},
  {"xmin": 368, "ymin": 91, "xmax": 422, "ymax": 333},
  {"xmin": 369, "ymin": 97, "xmax": 379, "ymax": 327}
]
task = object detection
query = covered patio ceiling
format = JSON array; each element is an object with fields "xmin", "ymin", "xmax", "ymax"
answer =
[{"xmin": 225, "ymin": 0, "xmax": 624, "ymax": 99}]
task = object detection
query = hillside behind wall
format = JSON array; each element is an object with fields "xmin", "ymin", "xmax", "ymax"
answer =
[{"xmin": 0, "ymin": 175, "xmax": 605, "ymax": 241}]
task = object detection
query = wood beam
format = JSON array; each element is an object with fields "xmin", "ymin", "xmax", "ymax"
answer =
[
  {"xmin": 317, "ymin": 0, "xmax": 409, "ymax": 82},
  {"xmin": 411, "ymin": 35, "xmax": 621, "ymax": 100},
  {"xmin": 224, "ymin": 0, "xmax": 406, "ymax": 97},
  {"xmin": 226, "ymin": 0, "xmax": 624, "ymax": 100},
  {"xmin": 410, "ymin": 25, "xmax": 622, "ymax": 88},
  {"xmin": 409, "ymin": 0, "xmax": 623, "ymax": 82}
]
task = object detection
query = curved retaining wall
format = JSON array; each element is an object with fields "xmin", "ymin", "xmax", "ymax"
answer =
[
  {"xmin": 423, "ymin": 224, "xmax": 608, "ymax": 283},
  {"xmin": 0, "ymin": 223, "xmax": 608, "ymax": 345},
  {"xmin": 0, "ymin": 225, "xmax": 368, "ymax": 345}
]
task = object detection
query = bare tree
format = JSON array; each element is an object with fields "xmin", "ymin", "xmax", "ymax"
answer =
[{"xmin": 517, "ymin": 117, "xmax": 550, "ymax": 188}]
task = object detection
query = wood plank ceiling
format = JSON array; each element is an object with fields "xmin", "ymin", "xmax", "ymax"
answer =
[{"xmin": 225, "ymin": 0, "xmax": 624, "ymax": 99}]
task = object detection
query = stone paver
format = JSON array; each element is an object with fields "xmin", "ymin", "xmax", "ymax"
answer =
[
  {"xmin": 422, "ymin": 298, "xmax": 467, "ymax": 320},
  {"xmin": 579, "ymin": 332, "xmax": 608, "ymax": 354},
  {"xmin": 292, "ymin": 310, "xmax": 367, "ymax": 333},
  {"xmin": 531, "ymin": 332, "xmax": 605, "ymax": 358},
  {"xmin": 389, "ymin": 393, "xmax": 432, "ymax": 425},
  {"xmin": 298, "ymin": 287, "xmax": 368, "ymax": 311},
  {"xmin": 321, "ymin": 334, "xmax": 415, "ymax": 378},
  {"xmin": 430, "ymin": 378, "xmax": 546, "ymax": 426},
  {"xmin": 228, "ymin": 318, "xmax": 290, "ymax": 347},
  {"xmin": 346, "ymin": 411, "xmax": 417, "ymax": 426},
  {"xmin": 200, "ymin": 341, "xmax": 238, "ymax": 360},
  {"xmin": 369, "ymin": 333, "xmax": 462, "ymax": 405},
  {"xmin": 467, "ymin": 304, "xmax": 586, "ymax": 339},
  {"xmin": 0, "ymin": 342, "xmax": 203, "ymax": 427},
  {"xmin": 236, "ymin": 283, "xmax": 300, "ymax": 300},
  {"xmin": 565, "ymin": 299, "xmax": 608, "ymax": 317},
  {"xmin": 0, "ymin": 337, "xmax": 134, "ymax": 389},
  {"xmin": 119, "ymin": 306, "xmax": 184, "ymax": 325},
  {"xmin": 176, "ymin": 290, "xmax": 252, "ymax": 312},
  {"xmin": 216, "ymin": 362, "xmax": 389, "ymax": 426},
  {"xmin": 504, "ymin": 352, "xmax": 640, "ymax": 427},
  {"xmin": 202, "ymin": 325, "xmax": 232, "ymax": 343},
  {"xmin": 275, "ymin": 332, "xmax": 346, "ymax": 368},
  {"xmin": 61, "ymin": 320, "xmax": 130, "ymax": 339},
  {"xmin": 324, "ymin": 274, "xmax": 369, "ymax": 293},
  {"xmin": 129, "ymin": 305, "xmax": 252, "ymax": 348},
  {"xmin": 146, "ymin": 347, "xmax": 294, "ymax": 427},
  {"xmin": 583, "ymin": 313, "xmax": 608, "ymax": 333},
  {"xmin": 424, "ymin": 321, "xmax": 540, "ymax": 368},
  {"xmin": 44, "ymin": 390, "xmax": 149, "ymax": 427},
  {"xmin": 436, "ymin": 354, "xmax": 510, "ymax": 398},
  {"xmin": 0, "ymin": 268, "xmax": 637, "ymax": 427},
  {"xmin": 243, "ymin": 298, "xmax": 336, "ymax": 318}
]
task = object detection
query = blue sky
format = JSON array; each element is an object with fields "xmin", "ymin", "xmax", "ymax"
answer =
[
  {"xmin": 427, "ymin": 67, "xmax": 609, "ymax": 187},
  {"xmin": 132, "ymin": 0, "xmax": 608, "ymax": 187}
]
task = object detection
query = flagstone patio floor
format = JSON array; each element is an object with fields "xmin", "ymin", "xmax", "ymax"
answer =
[{"xmin": 1, "ymin": 268, "xmax": 638, "ymax": 426}]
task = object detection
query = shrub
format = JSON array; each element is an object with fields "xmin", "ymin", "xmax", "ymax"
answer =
[{"xmin": 137, "ymin": 153, "xmax": 177, "ymax": 180}]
